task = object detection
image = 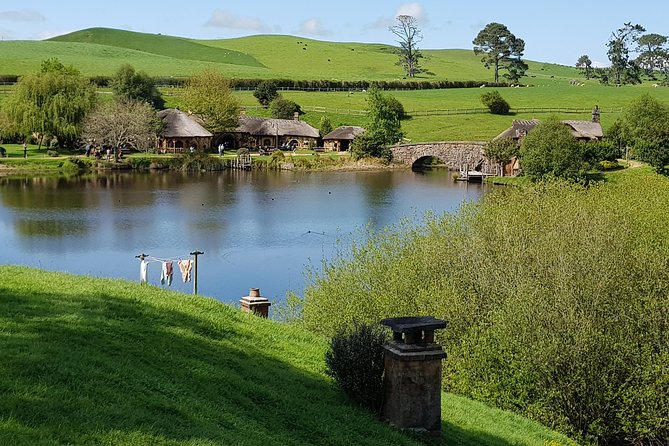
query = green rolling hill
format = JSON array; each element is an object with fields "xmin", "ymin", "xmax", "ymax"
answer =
[{"xmin": 0, "ymin": 27, "xmax": 580, "ymax": 82}]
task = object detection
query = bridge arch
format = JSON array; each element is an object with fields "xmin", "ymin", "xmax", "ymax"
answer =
[{"xmin": 391, "ymin": 141, "xmax": 496, "ymax": 171}]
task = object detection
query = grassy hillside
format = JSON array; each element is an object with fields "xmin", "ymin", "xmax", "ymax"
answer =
[
  {"xmin": 0, "ymin": 27, "xmax": 580, "ymax": 83},
  {"xmin": 0, "ymin": 266, "xmax": 575, "ymax": 445},
  {"xmin": 50, "ymin": 28, "xmax": 264, "ymax": 68}
]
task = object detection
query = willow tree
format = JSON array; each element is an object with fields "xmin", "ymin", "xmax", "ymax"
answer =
[
  {"xmin": 3, "ymin": 58, "xmax": 97, "ymax": 149},
  {"xmin": 180, "ymin": 69, "xmax": 240, "ymax": 133}
]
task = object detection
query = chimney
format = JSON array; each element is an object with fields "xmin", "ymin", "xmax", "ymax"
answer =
[
  {"xmin": 240, "ymin": 288, "xmax": 271, "ymax": 318},
  {"xmin": 293, "ymin": 112, "xmax": 300, "ymax": 121},
  {"xmin": 592, "ymin": 105, "xmax": 600, "ymax": 123},
  {"xmin": 380, "ymin": 316, "xmax": 448, "ymax": 437}
]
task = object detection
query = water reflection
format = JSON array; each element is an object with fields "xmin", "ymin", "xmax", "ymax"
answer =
[{"xmin": 0, "ymin": 169, "xmax": 487, "ymax": 304}]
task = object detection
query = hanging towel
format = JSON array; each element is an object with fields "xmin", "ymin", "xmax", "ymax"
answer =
[
  {"xmin": 160, "ymin": 261, "xmax": 174, "ymax": 286},
  {"xmin": 178, "ymin": 259, "xmax": 192, "ymax": 283},
  {"xmin": 166, "ymin": 261, "xmax": 173, "ymax": 286},
  {"xmin": 140, "ymin": 259, "xmax": 148, "ymax": 284}
]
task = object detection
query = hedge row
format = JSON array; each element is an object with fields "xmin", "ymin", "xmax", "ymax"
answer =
[{"xmin": 3, "ymin": 74, "xmax": 508, "ymax": 90}]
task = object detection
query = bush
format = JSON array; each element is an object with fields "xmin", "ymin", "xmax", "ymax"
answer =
[
  {"xmin": 520, "ymin": 116, "xmax": 586, "ymax": 181},
  {"xmin": 325, "ymin": 322, "xmax": 388, "ymax": 412},
  {"xmin": 0, "ymin": 147, "xmax": 6, "ymax": 157},
  {"xmin": 304, "ymin": 171, "xmax": 669, "ymax": 444},
  {"xmin": 253, "ymin": 81, "xmax": 279, "ymax": 107},
  {"xmin": 269, "ymin": 97, "xmax": 302, "ymax": 120},
  {"xmin": 597, "ymin": 160, "xmax": 620, "ymax": 170},
  {"xmin": 267, "ymin": 150, "xmax": 285, "ymax": 168},
  {"xmin": 47, "ymin": 150, "xmax": 59, "ymax": 157},
  {"xmin": 480, "ymin": 90, "xmax": 510, "ymax": 115}
]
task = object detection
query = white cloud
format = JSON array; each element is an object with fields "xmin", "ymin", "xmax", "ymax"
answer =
[
  {"xmin": 395, "ymin": 3, "xmax": 426, "ymax": 22},
  {"xmin": 0, "ymin": 9, "xmax": 46, "ymax": 22},
  {"xmin": 204, "ymin": 10, "xmax": 271, "ymax": 32},
  {"xmin": 592, "ymin": 60, "xmax": 609, "ymax": 69},
  {"xmin": 299, "ymin": 18, "xmax": 332, "ymax": 36}
]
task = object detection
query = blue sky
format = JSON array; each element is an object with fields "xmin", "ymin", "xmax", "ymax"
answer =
[{"xmin": 0, "ymin": 1, "xmax": 666, "ymax": 67}]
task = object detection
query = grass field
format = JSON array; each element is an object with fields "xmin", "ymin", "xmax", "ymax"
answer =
[
  {"xmin": 2, "ymin": 27, "xmax": 669, "ymax": 142},
  {"xmin": 0, "ymin": 27, "xmax": 584, "ymax": 83},
  {"xmin": 0, "ymin": 266, "xmax": 576, "ymax": 446}
]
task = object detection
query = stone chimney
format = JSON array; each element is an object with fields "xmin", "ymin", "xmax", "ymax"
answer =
[
  {"xmin": 293, "ymin": 112, "xmax": 300, "ymax": 121},
  {"xmin": 240, "ymin": 288, "xmax": 271, "ymax": 318},
  {"xmin": 592, "ymin": 105, "xmax": 601, "ymax": 123},
  {"xmin": 380, "ymin": 316, "xmax": 448, "ymax": 436}
]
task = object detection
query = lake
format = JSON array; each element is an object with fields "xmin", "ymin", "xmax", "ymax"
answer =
[{"xmin": 0, "ymin": 169, "xmax": 487, "ymax": 307}]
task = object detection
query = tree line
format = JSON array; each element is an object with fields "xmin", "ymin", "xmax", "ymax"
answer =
[{"xmin": 577, "ymin": 23, "xmax": 669, "ymax": 85}]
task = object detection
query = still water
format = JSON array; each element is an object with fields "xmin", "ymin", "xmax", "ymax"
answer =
[{"xmin": 0, "ymin": 169, "xmax": 487, "ymax": 305}]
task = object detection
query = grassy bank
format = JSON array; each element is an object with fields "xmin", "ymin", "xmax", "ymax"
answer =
[{"xmin": 0, "ymin": 266, "xmax": 574, "ymax": 445}]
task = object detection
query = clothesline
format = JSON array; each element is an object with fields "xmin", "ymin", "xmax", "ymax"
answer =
[{"xmin": 135, "ymin": 250, "xmax": 204, "ymax": 295}]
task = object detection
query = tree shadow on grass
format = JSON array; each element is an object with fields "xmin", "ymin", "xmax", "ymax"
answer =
[
  {"xmin": 0, "ymin": 269, "xmax": 551, "ymax": 446},
  {"xmin": 0, "ymin": 278, "xmax": 417, "ymax": 446}
]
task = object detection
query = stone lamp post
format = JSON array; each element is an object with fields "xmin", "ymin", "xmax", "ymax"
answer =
[{"xmin": 380, "ymin": 316, "xmax": 448, "ymax": 436}]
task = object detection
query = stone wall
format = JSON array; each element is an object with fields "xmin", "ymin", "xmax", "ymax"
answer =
[{"xmin": 391, "ymin": 141, "xmax": 490, "ymax": 170}]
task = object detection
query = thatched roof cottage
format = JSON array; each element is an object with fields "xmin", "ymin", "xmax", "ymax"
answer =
[
  {"xmin": 157, "ymin": 109, "xmax": 213, "ymax": 152},
  {"xmin": 219, "ymin": 115, "xmax": 320, "ymax": 150},
  {"xmin": 495, "ymin": 119, "xmax": 603, "ymax": 141},
  {"xmin": 323, "ymin": 126, "xmax": 365, "ymax": 151}
]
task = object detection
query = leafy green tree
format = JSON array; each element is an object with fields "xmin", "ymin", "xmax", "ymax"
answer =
[
  {"xmin": 389, "ymin": 15, "xmax": 425, "ymax": 78},
  {"xmin": 473, "ymin": 23, "xmax": 528, "ymax": 83},
  {"xmin": 485, "ymin": 137, "xmax": 519, "ymax": 175},
  {"xmin": 269, "ymin": 97, "xmax": 302, "ymax": 120},
  {"xmin": 635, "ymin": 33, "xmax": 669, "ymax": 79},
  {"xmin": 253, "ymin": 81, "xmax": 279, "ymax": 107},
  {"xmin": 3, "ymin": 58, "xmax": 97, "ymax": 150},
  {"xmin": 81, "ymin": 99, "xmax": 162, "ymax": 158},
  {"xmin": 607, "ymin": 22, "xmax": 646, "ymax": 86},
  {"xmin": 110, "ymin": 64, "xmax": 163, "ymax": 108},
  {"xmin": 351, "ymin": 88, "xmax": 404, "ymax": 160},
  {"xmin": 519, "ymin": 116, "xmax": 585, "ymax": 181},
  {"xmin": 480, "ymin": 90, "xmax": 510, "ymax": 115},
  {"xmin": 319, "ymin": 115, "xmax": 333, "ymax": 136},
  {"xmin": 615, "ymin": 94, "xmax": 669, "ymax": 173},
  {"xmin": 181, "ymin": 69, "xmax": 240, "ymax": 133},
  {"xmin": 576, "ymin": 55, "xmax": 593, "ymax": 79}
]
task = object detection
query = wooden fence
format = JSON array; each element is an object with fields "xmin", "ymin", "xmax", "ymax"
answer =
[{"xmin": 240, "ymin": 105, "xmax": 625, "ymax": 117}]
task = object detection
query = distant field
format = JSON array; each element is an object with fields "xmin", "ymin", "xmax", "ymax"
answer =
[
  {"xmin": 0, "ymin": 27, "xmax": 582, "ymax": 84},
  {"xmin": 2, "ymin": 27, "xmax": 669, "ymax": 142}
]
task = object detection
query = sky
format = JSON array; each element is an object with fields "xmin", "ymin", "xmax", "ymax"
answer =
[{"xmin": 0, "ymin": 1, "xmax": 666, "ymax": 67}]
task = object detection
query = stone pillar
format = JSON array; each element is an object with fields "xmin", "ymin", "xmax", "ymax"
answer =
[
  {"xmin": 380, "ymin": 316, "xmax": 448, "ymax": 436},
  {"xmin": 240, "ymin": 287, "xmax": 271, "ymax": 318}
]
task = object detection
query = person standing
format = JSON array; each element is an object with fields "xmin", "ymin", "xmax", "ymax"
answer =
[{"xmin": 22, "ymin": 141, "xmax": 27, "ymax": 159}]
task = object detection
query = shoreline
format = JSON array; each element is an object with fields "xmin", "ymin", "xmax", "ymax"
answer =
[{"xmin": 0, "ymin": 153, "xmax": 411, "ymax": 177}]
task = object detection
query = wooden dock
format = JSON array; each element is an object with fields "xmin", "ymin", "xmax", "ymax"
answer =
[
  {"xmin": 226, "ymin": 154, "xmax": 252, "ymax": 170},
  {"xmin": 456, "ymin": 170, "xmax": 494, "ymax": 182}
]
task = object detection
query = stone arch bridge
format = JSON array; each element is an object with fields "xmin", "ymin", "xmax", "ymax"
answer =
[{"xmin": 391, "ymin": 141, "xmax": 498, "ymax": 173}]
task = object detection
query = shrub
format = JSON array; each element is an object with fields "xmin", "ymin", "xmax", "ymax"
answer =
[
  {"xmin": 236, "ymin": 147, "xmax": 250, "ymax": 156},
  {"xmin": 304, "ymin": 171, "xmax": 669, "ymax": 444},
  {"xmin": 267, "ymin": 150, "xmax": 285, "ymax": 168},
  {"xmin": 253, "ymin": 81, "xmax": 279, "ymax": 107},
  {"xmin": 269, "ymin": 97, "xmax": 302, "ymax": 120},
  {"xmin": 324, "ymin": 322, "xmax": 388, "ymax": 412},
  {"xmin": 47, "ymin": 150, "xmax": 59, "ymax": 157},
  {"xmin": 520, "ymin": 116, "xmax": 586, "ymax": 181},
  {"xmin": 597, "ymin": 160, "xmax": 620, "ymax": 170},
  {"xmin": 480, "ymin": 90, "xmax": 510, "ymax": 115},
  {"xmin": 0, "ymin": 146, "xmax": 6, "ymax": 157}
]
